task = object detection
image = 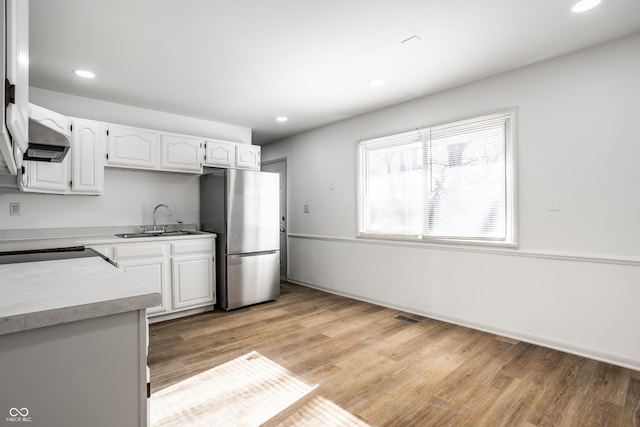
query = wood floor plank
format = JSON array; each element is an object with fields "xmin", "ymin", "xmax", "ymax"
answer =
[
  {"xmin": 148, "ymin": 283, "xmax": 640, "ymax": 426},
  {"xmin": 527, "ymin": 353, "xmax": 594, "ymax": 426},
  {"xmin": 621, "ymin": 377, "xmax": 640, "ymax": 427}
]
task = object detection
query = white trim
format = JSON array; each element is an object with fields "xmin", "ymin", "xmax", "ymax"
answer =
[
  {"xmin": 287, "ymin": 277, "xmax": 640, "ymax": 371},
  {"xmin": 288, "ymin": 233, "xmax": 640, "ymax": 267}
]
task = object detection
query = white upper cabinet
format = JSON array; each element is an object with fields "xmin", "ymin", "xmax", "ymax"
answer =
[
  {"xmin": 235, "ymin": 144, "xmax": 261, "ymax": 170},
  {"xmin": 71, "ymin": 118, "xmax": 105, "ymax": 194},
  {"xmin": 16, "ymin": 105, "xmax": 257, "ymax": 190},
  {"xmin": 22, "ymin": 157, "xmax": 70, "ymax": 193},
  {"xmin": 20, "ymin": 105, "xmax": 70, "ymax": 194},
  {"xmin": 204, "ymin": 139, "xmax": 261, "ymax": 170},
  {"xmin": 204, "ymin": 139, "xmax": 236, "ymax": 168},
  {"xmin": 106, "ymin": 124, "xmax": 159, "ymax": 170},
  {"xmin": 20, "ymin": 106, "xmax": 105, "ymax": 195},
  {"xmin": 160, "ymin": 134, "xmax": 203, "ymax": 173},
  {"xmin": 29, "ymin": 104, "xmax": 70, "ymax": 137},
  {"xmin": 4, "ymin": 0, "xmax": 29, "ymax": 155},
  {"xmin": 106, "ymin": 125, "xmax": 207, "ymax": 174}
]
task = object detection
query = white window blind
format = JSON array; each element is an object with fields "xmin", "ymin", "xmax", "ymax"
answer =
[{"xmin": 358, "ymin": 110, "xmax": 515, "ymax": 245}]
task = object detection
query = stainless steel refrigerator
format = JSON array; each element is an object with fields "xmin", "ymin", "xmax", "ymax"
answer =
[{"xmin": 200, "ymin": 168, "xmax": 280, "ymax": 310}]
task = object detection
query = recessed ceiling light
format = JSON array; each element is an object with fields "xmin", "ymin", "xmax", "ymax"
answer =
[
  {"xmin": 74, "ymin": 69, "xmax": 95, "ymax": 79},
  {"xmin": 369, "ymin": 79, "xmax": 385, "ymax": 88},
  {"xmin": 571, "ymin": 0, "xmax": 601, "ymax": 13},
  {"xmin": 276, "ymin": 116, "xmax": 288, "ymax": 123}
]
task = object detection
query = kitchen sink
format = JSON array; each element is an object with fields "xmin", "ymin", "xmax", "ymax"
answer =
[{"xmin": 115, "ymin": 230, "xmax": 203, "ymax": 238}]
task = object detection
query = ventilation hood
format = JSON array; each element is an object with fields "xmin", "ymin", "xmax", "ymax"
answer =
[{"xmin": 24, "ymin": 118, "xmax": 70, "ymax": 162}]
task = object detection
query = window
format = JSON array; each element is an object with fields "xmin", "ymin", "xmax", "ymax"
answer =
[{"xmin": 357, "ymin": 110, "xmax": 516, "ymax": 246}]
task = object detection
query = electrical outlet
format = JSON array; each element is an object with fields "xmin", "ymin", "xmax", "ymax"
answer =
[
  {"xmin": 9, "ymin": 202, "xmax": 22, "ymax": 216},
  {"xmin": 303, "ymin": 204, "xmax": 310, "ymax": 214}
]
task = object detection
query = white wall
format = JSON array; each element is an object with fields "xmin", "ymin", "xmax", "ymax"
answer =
[
  {"xmin": 0, "ymin": 168, "xmax": 199, "ymax": 229},
  {"xmin": 0, "ymin": 90, "xmax": 252, "ymax": 231},
  {"xmin": 262, "ymin": 33, "xmax": 640, "ymax": 370}
]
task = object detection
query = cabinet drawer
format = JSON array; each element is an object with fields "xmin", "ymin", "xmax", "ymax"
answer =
[
  {"xmin": 171, "ymin": 239, "xmax": 214, "ymax": 255},
  {"xmin": 113, "ymin": 243, "xmax": 166, "ymax": 260}
]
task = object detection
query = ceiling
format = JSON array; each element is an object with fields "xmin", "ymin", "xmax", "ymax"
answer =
[{"xmin": 29, "ymin": 0, "xmax": 640, "ymax": 145}]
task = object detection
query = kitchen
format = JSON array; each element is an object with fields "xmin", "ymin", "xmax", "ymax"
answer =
[{"xmin": 2, "ymin": 0, "xmax": 640, "ymax": 426}]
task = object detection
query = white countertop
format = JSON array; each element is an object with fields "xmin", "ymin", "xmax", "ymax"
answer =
[
  {"xmin": 0, "ymin": 229, "xmax": 216, "ymax": 336},
  {"xmin": 0, "ymin": 257, "xmax": 161, "ymax": 336},
  {"xmin": 0, "ymin": 231, "xmax": 217, "ymax": 253}
]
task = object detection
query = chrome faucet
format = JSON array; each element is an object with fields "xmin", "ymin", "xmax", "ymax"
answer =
[{"xmin": 152, "ymin": 204, "xmax": 173, "ymax": 231}]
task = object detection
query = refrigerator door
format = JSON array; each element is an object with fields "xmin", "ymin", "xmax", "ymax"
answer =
[
  {"xmin": 227, "ymin": 169, "xmax": 280, "ymax": 254},
  {"xmin": 225, "ymin": 251, "xmax": 280, "ymax": 310}
]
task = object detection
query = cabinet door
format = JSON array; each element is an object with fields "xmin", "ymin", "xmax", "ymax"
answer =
[
  {"xmin": 235, "ymin": 144, "xmax": 261, "ymax": 170},
  {"xmin": 118, "ymin": 257, "xmax": 170, "ymax": 316},
  {"xmin": 159, "ymin": 134, "xmax": 203, "ymax": 173},
  {"xmin": 172, "ymin": 254, "xmax": 214, "ymax": 310},
  {"xmin": 106, "ymin": 125, "xmax": 158, "ymax": 170},
  {"xmin": 29, "ymin": 104, "xmax": 71, "ymax": 137},
  {"xmin": 71, "ymin": 119, "xmax": 105, "ymax": 194},
  {"xmin": 5, "ymin": 0, "xmax": 29, "ymax": 153},
  {"xmin": 22, "ymin": 158, "xmax": 70, "ymax": 193},
  {"xmin": 204, "ymin": 139, "xmax": 236, "ymax": 168},
  {"xmin": 20, "ymin": 105, "xmax": 71, "ymax": 193}
]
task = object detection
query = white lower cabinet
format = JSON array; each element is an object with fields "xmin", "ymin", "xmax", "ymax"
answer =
[
  {"xmin": 118, "ymin": 257, "xmax": 171, "ymax": 316},
  {"xmin": 105, "ymin": 236, "xmax": 215, "ymax": 320},
  {"xmin": 172, "ymin": 254, "xmax": 214, "ymax": 309},
  {"xmin": 171, "ymin": 239, "xmax": 215, "ymax": 310}
]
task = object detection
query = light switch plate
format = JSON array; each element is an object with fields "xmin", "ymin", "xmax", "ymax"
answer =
[
  {"xmin": 9, "ymin": 202, "xmax": 22, "ymax": 216},
  {"xmin": 303, "ymin": 204, "xmax": 310, "ymax": 213}
]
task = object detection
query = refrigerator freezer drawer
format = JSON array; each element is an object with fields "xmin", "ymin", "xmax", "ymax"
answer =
[{"xmin": 226, "ymin": 251, "xmax": 280, "ymax": 310}]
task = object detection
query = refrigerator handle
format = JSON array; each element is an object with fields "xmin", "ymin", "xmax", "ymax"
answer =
[{"xmin": 229, "ymin": 250, "xmax": 278, "ymax": 259}]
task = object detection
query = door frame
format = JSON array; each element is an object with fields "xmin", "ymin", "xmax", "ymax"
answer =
[{"xmin": 261, "ymin": 158, "xmax": 288, "ymax": 280}]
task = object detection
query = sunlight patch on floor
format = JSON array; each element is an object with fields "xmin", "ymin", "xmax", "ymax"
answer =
[
  {"xmin": 151, "ymin": 351, "xmax": 317, "ymax": 426},
  {"xmin": 275, "ymin": 396, "xmax": 371, "ymax": 426}
]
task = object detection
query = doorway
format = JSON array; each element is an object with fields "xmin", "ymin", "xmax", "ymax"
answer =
[{"xmin": 261, "ymin": 158, "xmax": 287, "ymax": 280}]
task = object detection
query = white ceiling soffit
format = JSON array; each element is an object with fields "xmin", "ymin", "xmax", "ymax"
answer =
[{"xmin": 29, "ymin": 0, "xmax": 640, "ymax": 144}]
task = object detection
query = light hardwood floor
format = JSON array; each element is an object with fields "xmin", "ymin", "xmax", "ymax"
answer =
[{"xmin": 148, "ymin": 282, "xmax": 640, "ymax": 426}]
